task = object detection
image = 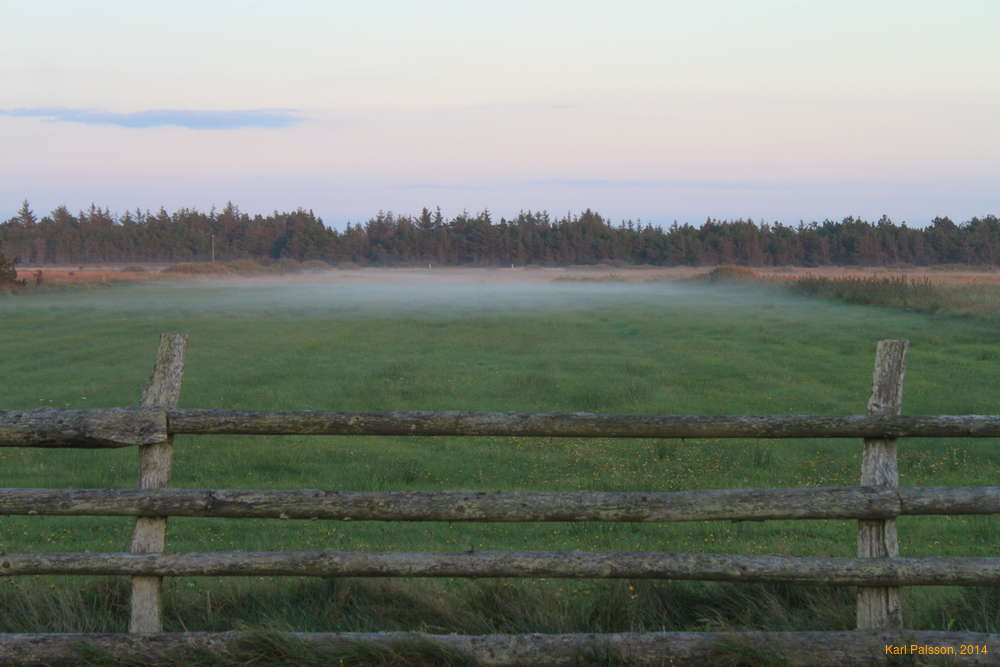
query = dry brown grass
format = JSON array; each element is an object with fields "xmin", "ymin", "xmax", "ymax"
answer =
[
  {"xmin": 550, "ymin": 264, "xmax": 1000, "ymax": 288},
  {"xmin": 753, "ymin": 265, "xmax": 1000, "ymax": 288},
  {"xmin": 704, "ymin": 265, "xmax": 759, "ymax": 283},
  {"xmin": 13, "ymin": 264, "xmax": 167, "ymax": 287},
  {"xmin": 755, "ymin": 269, "xmax": 1000, "ymax": 319},
  {"xmin": 12, "ymin": 262, "xmax": 1000, "ymax": 294}
]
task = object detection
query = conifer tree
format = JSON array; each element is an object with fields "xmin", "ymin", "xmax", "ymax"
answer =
[{"xmin": 0, "ymin": 239, "xmax": 19, "ymax": 286}]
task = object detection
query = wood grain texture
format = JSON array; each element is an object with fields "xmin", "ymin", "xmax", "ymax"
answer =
[
  {"xmin": 858, "ymin": 339, "xmax": 908, "ymax": 631},
  {"xmin": 130, "ymin": 333, "xmax": 187, "ymax": 634},
  {"xmin": 3, "ymin": 486, "xmax": 999, "ymax": 521},
  {"xmin": 8, "ymin": 409, "xmax": 1000, "ymax": 446},
  {"xmin": 4, "ymin": 550, "xmax": 1000, "ymax": 585},
  {"xmin": 0, "ymin": 408, "xmax": 165, "ymax": 448},
  {"xmin": 167, "ymin": 408, "xmax": 1000, "ymax": 438},
  {"xmin": 2, "ymin": 630, "xmax": 998, "ymax": 667}
]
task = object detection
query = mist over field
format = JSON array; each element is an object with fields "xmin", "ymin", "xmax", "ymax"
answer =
[{"xmin": 1, "ymin": 271, "xmax": 744, "ymax": 316}]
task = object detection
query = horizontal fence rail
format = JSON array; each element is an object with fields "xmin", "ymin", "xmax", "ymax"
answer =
[
  {"xmin": 4, "ymin": 631, "xmax": 998, "ymax": 667},
  {"xmin": 2, "ymin": 486, "xmax": 1000, "ymax": 521},
  {"xmin": 6, "ymin": 336, "xmax": 1000, "ymax": 665},
  {"xmin": 168, "ymin": 409, "xmax": 1000, "ymax": 439},
  {"xmin": 8, "ymin": 408, "xmax": 1000, "ymax": 447},
  {"xmin": 0, "ymin": 408, "xmax": 165, "ymax": 448},
  {"xmin": 4, "ymin": 551, "xmax": 1000, "ymax": 586}
]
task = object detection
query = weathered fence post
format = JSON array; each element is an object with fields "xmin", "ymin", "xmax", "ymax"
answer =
[
  {"xmin": 856, "ymin": 339, "xmax": 908, "ymax": 630},
  {"xmin": 129, "ymin": 334, "xmax": 188, "ymax": 633}
]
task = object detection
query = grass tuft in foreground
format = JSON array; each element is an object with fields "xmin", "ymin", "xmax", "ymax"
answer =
[
  {"xmin": 0, "ymin": 577, "xmax": 891, "ymax": 636},
  {"xmin": 5, "ymin": 578, "xmax": 860, "ymax": 666},
  {"xmin": 73, "ymin": 632, "xmax": 475, "ymax": 667}
]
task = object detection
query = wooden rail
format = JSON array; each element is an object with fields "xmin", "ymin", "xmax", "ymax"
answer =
[
  {"xmin": 2, "ymin": 336, "xmax": 999, "ymax": 666},
  {"xmin": 164, "ymin": 409, "xmax": 1000, "ymax": 439},
  {"xmin": 8, "ymin": 409, "xmax": 1000, "ymax": 446},
  {"xmin": 0, "ymin": 408, "xmax": 165, "ymax": 447},
  {"xmin": 2, "ymin": 486, "xmax": 999, "ymax": 521},
  {"xmin": 4, "ymin": 550, "xmax": 1000, "ymax": 585}
]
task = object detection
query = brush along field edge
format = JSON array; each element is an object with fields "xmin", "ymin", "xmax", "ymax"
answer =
[
  {"xmin": 129, "ymin": 333, "xmax": 187, "ymax": 634},
  {"xmin": 3, "ymin": 550, "xmax": 1000, "ymax": 585},
  {"xmin": 858, "ymin": 340, "xmax": 907, "ymax": 630},
  {"xmin": 8, "ymin": 410, "xmax": 1000, "ymax": 446},
  {"xmin": 2, "ymin": 486, "xmax": 999, "ymax": 520},
  {"xmin": 3, "ymin": 631, "xmax": 998, "ymax": 667}
]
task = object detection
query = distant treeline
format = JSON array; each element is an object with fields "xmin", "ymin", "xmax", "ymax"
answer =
[{"xmin": 3, "ymin": 201, "xmax": 1000, "ymax": 267}]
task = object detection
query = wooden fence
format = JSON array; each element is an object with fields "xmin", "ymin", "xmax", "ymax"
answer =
[{"xmin": 1, "ymin": 335, "xmax": 998, "ymax": 665}]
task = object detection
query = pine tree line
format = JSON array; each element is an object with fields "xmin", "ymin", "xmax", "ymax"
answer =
[{"xmin": 2, "ymin": 201, "xmax": 999, "ymax": 267}]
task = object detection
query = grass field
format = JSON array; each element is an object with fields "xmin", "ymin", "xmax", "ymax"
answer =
[{"xmin": 2, "ymin": 272, "xmax": 999, "ymax": 648}]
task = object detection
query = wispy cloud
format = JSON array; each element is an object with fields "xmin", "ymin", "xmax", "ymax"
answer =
[
  {"xmin": 526, "ymin": 178, "xmax": 785, "ymax": 191},
  {"xmin": 1, "ymin": 107, "xmax": 301, "ymax": 130},
  {"xmin": 387, "ymin": 183, "xmax": 489, "ymax": 192},
  {"xmin": 385, "ymin": 178, "xmax": 788, "ymax": 193}
]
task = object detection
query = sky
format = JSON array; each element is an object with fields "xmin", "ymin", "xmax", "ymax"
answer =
[{"xmin": 2, "ymin": 0, "xmax": 998, "ymax": 229}]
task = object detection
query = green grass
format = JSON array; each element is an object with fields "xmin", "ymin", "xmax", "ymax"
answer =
[{"xmin": 1, "ymin": 277, "xmax": 999, "ymax": 640}]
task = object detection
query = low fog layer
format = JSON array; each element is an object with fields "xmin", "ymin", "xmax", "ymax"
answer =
[{"xmin": 0, "ymin": 269, "xmax": 787, "ymax": 317}]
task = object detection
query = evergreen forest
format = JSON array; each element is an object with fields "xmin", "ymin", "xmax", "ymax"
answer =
[{"xmin": 3, "ymin": 201, "xmax": 1000, "ymax": 267}]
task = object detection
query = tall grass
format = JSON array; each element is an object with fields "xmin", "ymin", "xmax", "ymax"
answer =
[
  {"xmin": 5, "ymin": 578, "xmax": 997, "ymax": 665},
  {"xmin": 0, "ymin": 577, "xmax": 858, "ymax": 636},
  {"xmin": 787, "ymin": 275, "xmax": 944, "ymax": 311},
  {"xmin": 785, "ymin": 274, "xmax": 1000, "ymax": 320},
  {"xmin": 686, "ymin": 266, "xmax": 1000, "ymax": 321}
]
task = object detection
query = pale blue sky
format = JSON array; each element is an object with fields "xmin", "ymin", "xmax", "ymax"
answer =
[{"xmin": 2, "ymin": 0, "xmax": 998, "ymax": 227}]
